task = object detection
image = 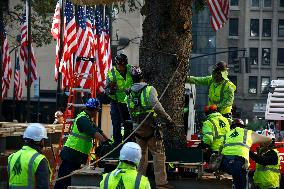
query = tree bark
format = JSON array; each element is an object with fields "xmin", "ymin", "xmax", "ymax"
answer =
[{"xmin": 140, "ymin": 0, "xmax": 193, "ymax": 148}]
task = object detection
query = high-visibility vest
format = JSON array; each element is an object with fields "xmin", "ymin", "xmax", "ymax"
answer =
[
  {"xmin": 222, "ymin": 128, "xmax": 253, "ymax": 164},
  {"xmin": 8, "ymin": 146, "xmax": 52, "ymax": 188},
  {"xmin": 253, "ymin": 149, "xmax": 280, "ymax": 189},
  {"xmin": 107, "ymin": 65, "xmax": 133, "ymax": 103},
  {"xmin": 100, "ymin": 162, "xmax": 151, "ymax": 189},
  {"xmin": 202, "ymin": 112, "xmax": 230, "ymax": 151},
  {"xmin": 208, "ymin": 79, "xmax": 236, "ymax": 114},
  {"xmin": 126, "ymin": 85, "xmax": 157, "ymax": 117},
  {"xmin": 65, "ymin": 111, "xmax": 94, "ymax": 155}
]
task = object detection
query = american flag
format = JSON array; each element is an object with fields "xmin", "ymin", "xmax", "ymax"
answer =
[
  {"xmin": 60, "ymin": 0, "xmax": 77, "ymax": 88},
  {"xmin": 51, "ymin": 1, "xmax": 60, "ymax": 80},
  {"xmin": 208, "ymin": 0, "xmax": 229, "ymax": 31},
  {"xmin": 14, "ymin": 49, "xmax": 23, "ymax": 100},
  {"xmin": 1, "ymin": 22, "xmax": 12, "ymax": 100},
  {"xmin": 75, "ymin": 5, "xmax": 94, "ymax": 89},
  {"xmin": 95, "ymin": 9, "xmax": 112, "ymax": 93},
  {"xmin": 20, "ymin": 2, "xmax": 38, "ymax": 86}
]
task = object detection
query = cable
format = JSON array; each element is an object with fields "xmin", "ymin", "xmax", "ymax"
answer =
[{"xmin": 52, "ymin": 52, "xmax": 183, "ymax": 183}]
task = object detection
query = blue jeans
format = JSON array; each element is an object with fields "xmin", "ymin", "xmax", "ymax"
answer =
[
  {"xmin": 110, "ymin": 101, "xmax": 132, "ymax": 146},
  {"xmin": 221, "ymin": 155, "xmax": 247, "ymax": 189}
]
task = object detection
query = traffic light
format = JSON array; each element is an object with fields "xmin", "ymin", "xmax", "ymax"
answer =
[{"xmin": 233, "ymin": 59, "xmax": 242, "ymax": 73}]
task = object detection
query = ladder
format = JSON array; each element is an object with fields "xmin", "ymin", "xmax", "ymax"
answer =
[{"xmin": 51, "ymin": 57, "xmax": 98, "ymax": 187}]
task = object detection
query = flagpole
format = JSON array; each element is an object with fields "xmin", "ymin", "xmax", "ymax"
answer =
[
  {"xmin": 12, "ymin": 47, "xmax": 17, "ymax": 121},
  {"xmin": 56, "ymin": 0, "xmax": 64, "ymax": 110},
  {"xmin": 26, "ymin": 0, "xmax": 31, "ymax": 122}
]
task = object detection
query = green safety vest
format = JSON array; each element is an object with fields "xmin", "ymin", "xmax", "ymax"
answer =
[
  {"xmin": 107, "ymin": 65, "xmax": 133, "ymax": 103},
  {"xmin": 208, "ymin": 79, "xmax": 235, "ymax": 114},
  {"xmin": 253, "ymin": 149, "xmax": 280, "ymax": 189},
  {"xmin": 8, "ymin": 146, "xmax": 52, "ymax": 189},
  {"xmin": 126, "ymin": 85, "xmax": 156, "ymax": 117},
  {"xmin": 222, "ymin": 128, "xmax": 253, "ymax": 164},
  {"xmin": 100, "ymin": 162, "xmax": 151, "ymax": 189},
  {"xmin": 202, "ymin": 112, "xmax": 230, "ymax": 151},
  {"xmin": 65, "ymin": 111, "xmax": 94, "ymax": 155}
]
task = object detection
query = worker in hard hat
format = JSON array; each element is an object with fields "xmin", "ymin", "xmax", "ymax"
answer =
[
  {"xmin": 125, "ymin": 66, "xmax": 175, "ymax": 189},
  {"xmin": 105, "ymin": 53, "xmax": 133, "ymax": 146},
  {"xmin": 8, "ymin": 123, "xmax": 52, "ymax": 189},
  {"xmin": 250, "ymin": 137, "xmax": 280, "ymax": 189},
  {"xmin": 54, "ymin": 98, "xmax": 109, "ymax": 189},
  {"xmin": 220, "ymin": 119, "xmax": 272, "ymax": 189},
  {"xmin": 186, "ymin": 61, "xmax": 236, "ymax": 120},
  {"xmin": 53, "ymin": 110, "xmax": 64, "ymax": 124},
  {"xmin": 100, "ymin": 142, "xmax": 151, "ymax": 189},
  {"xmin": 200, "ymin": 104, "xmax": 230, "ymax": 162}
]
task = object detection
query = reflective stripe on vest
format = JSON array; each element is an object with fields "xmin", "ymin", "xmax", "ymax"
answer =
[
  {"xmin": 208, "ymin": 119, "xmax": 218, "ymax": 140},
  {"xmin": 209, "ymin": 80, "xmax": 228, "ymax": 104},
  {"xmin": 9, "ymin": 152, "xmax": 41, "ymax": 189},
  {"xmin": 224, "ymin": 129, "xmax": 249, "ymax": 149},
  {"xmin": 104, "ymin": 172, "xmax": 142, "ymax": 189},
  {"xmin": 256, "ymin": 167, "xmax": 280, "ymax": 173},
  {"xmin": 69, "ymin": 131, "xmax": 92, "ymax": 142}
]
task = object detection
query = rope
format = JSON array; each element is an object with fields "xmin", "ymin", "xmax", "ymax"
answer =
[{"xmin": 52, "ymin": 54, "xmax": 184, "ymax": 183}]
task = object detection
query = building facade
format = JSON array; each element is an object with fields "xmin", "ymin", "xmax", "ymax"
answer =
[{"xmin": 216, "ymin": 0, "xmax": 284, "ymax": 120}]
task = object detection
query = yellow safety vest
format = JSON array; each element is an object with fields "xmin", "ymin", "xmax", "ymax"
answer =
[
  {"xmin": 202, "ymin": 112, "xmax": 230, "ymax": 151},
  {"xmin": 8, "ymin": 146, "xmax": 52, "ymax": 188},
  {"xmin": 107, "ymin": 65, "xmax": 133, "ymax": 103},
  {"xmin": 253, "ymin": 149, "xmax": 280, "ymax": 189},
  {"xmin": 65, "ymin": 111, "xmax": 94, "ymax": 155},
  {"xmin": 100, "ymin": 162, "xmax": 151, "ymax": 189},
  {"xmin": 222, "ymin": 128, "xmax": 253, "ymax": 165}
]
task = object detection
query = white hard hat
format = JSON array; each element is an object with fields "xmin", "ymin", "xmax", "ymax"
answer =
[
  {"xmin": 23, "ymin": 123, "xmax": 48, "ymax": 141},
  {"xmin": 119, "ymin": 142, "xmax": 142, "ymax": 165}
]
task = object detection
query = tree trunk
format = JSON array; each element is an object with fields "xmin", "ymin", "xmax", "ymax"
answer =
[{"xmin": 140, "ymin": 0, "xmax": 193, "ymax": 148}]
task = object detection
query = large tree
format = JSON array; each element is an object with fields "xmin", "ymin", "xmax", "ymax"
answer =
[{"xmin": 139, "ymin": 0, "xmax": 193, "ymax": 148}]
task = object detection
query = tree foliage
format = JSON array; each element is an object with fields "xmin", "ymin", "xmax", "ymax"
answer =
[{"xmin": 4, "ymin": 0, "xmax": 55, "ymax": 47}]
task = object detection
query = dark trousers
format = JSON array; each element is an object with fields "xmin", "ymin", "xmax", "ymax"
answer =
[
  {"xmin": 53, "ymin": 160, "xmax": 81, "ymax": 189},
  {"xmin": 110, "ymin": 101, "xmax": 132, "ymax": 146},
  {"xmin": 221, "ymin": 156, "xmax": 247, "ymax": 189}
]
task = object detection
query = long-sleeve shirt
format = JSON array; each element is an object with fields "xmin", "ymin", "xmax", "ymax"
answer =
[
  {"xmin": 249, "ymin": 150, "xmax": 278, "ymax": 166},
  {"xmin": 186, "ymin": 75, "xmax": 236, "ymax": 114}
]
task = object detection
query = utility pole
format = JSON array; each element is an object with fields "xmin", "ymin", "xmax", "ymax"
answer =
[
  {"xmin": 26, "ymin": 0, "xmax": 31, "ymax": 122},
  {"xmin": 0, "ymin": 1, "xmax": 3, "ymax": 120},
  {"xmin": 56, "ymin": 0, "xmax": 64, "ymax": 110}
]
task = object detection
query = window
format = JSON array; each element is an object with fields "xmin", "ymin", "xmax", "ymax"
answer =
[
  {"xmin": 249, "ymin": 76, "xmax": 258, "ymax": 94},
  {"xmin": 278, "ymin": 48, "xmax": 284, "ymax": 65},
  {"xmin": 262, "ymin": 19, "xmax": 271, "ymax": 37},
  {"xmin": 250, "ymin": 19, "xmax": 259, "ymax": 37},
  {"xmin": 250, "ymin": 48, "xmax": 258, "ymax": 65},
  {"xmin": 228, "ymin": 76, "xmax": 237, "ymax": 91},
  {"xmin": 278, "ymin": 20, "xmax": 284, "ymax": 37},
  {"xmin": 281, "ymin": 0, "xmax": 284, "ymax": 7},
  {"xmin": 261, "ymin": 77, "xmax": 270, "ymax": 94},
  {"xmin": 263, "ymin": 0, "xmax": 272, "ymax": 7},
  {"xmin": 262, "ymin": 48, "xmax": 271, "ymax": 65},
  {"xmin": 229, "ymin": 18, "xmax": 238, "ymax": 36},
  {"xmin": 230, "ymin": 0, "xmax": 239, "ymax": 6},
  {"xmin": 251, "ymin": 0, "xmax": 260, "ymax": 7},
  {"xmin": 228, "ymin": 47, "xmax": 238, "ymax": 64}
]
